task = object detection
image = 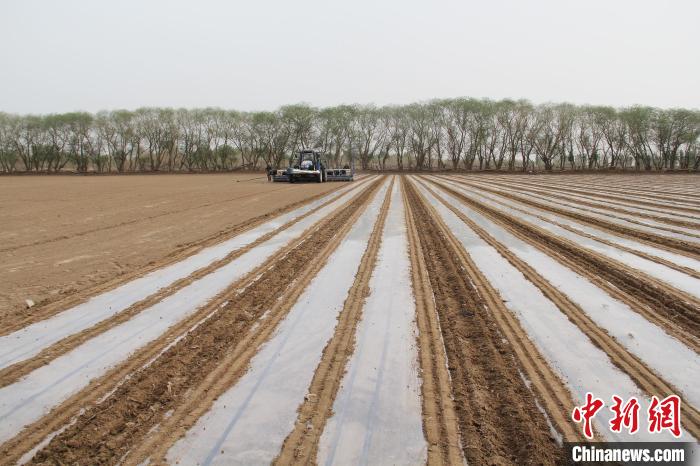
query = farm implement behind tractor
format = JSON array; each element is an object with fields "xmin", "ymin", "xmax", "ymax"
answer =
[{"xmin": 271, "ymin": 150, "xmax": 354, "ymax": 183}]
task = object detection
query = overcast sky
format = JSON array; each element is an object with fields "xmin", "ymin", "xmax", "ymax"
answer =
[{"xmin": 1, "ymin": 0, "xmax": 698, "ymax": 114}]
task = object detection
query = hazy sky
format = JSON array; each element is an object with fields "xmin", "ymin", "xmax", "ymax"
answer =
[{"xmin": 1, "ymin": 0, "xmax": 698, "ymax": 114}]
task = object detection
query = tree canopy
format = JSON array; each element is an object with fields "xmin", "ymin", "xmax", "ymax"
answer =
[{"xmin": 1, "ymin": 99, "xmax": 698, "ymax": 173}]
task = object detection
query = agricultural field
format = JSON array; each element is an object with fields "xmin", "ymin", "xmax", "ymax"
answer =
[
  {"xmin": 0, "ymin": 174, "xmax": 339, "ymax": 321},
  {"xmin": 0, "ymin": 173, "xmax": 698, "ymax": 465}
]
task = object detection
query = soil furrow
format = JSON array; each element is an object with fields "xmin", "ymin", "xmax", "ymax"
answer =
[
  {"xmin": 475, "ymin": 178, "xmax": 700, "ymax": 229},
  {"xmin": 474, "ymin": 174, "xmax": 700, "ymax": 203},
  {"xmin": 404, "ymin": 177, "xmax": 575, "ymax": 464},
  {"xmin": 461, "ymin": 177, "xmax": 700, "ymax": 242},
  {"xmin": 402, "ymin": 179, "xmax": 465, "ymax": 466},
  {"xmin": 419, "ymin": 179, "xmax": 700, "ymax": 439},
  {"xmin": 499, "ymin": 176, "xmax": 700, "ymax": 207},
  {"xmin": 560, "ymin": 175, "xmax": 697, "ymax": 196},
  {"xmin": 102, "ymin": 178, "xmax": 384, "ymax": 466},
  {"xmin": 0, "ymin": 180, "xmax": 371, "ymax": 389},
  {"xmin": 427, "ymin": 177, "xmax": 700, "ymax": 351},
  {"xmin": 1, "ymin": 179, "xmax": 382, "ymax": 466},
  {"xmin": 448, "ymin": 176, "xmax": 700, "ymax": 259},
  {"xmin": 273, "ymin": 177, "xmax": 394, "ymax": 465},
  {"xmin": 0, "ymin": 180, "xmax": 356, "ymax": 333},
  {"xmin": 524, "ymin": 221, "xmax": 700, "ymax": 281},
  {"xmin": 480, "ymin": 177, "xmax": 700, "ymax": 217},
  {"xmin": 436, "ymin": 178, "xmax": 700, "ymax": 280}
]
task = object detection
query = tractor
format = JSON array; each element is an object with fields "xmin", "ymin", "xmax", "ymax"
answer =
[{"xmin": 272, "ymin": 150, "xmax": 354, "ymax": 183}]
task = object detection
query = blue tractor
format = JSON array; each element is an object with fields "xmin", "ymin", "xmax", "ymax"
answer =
[{"xmin": 272, "ymin": 150, "xmax": 354, "ymax": 183}]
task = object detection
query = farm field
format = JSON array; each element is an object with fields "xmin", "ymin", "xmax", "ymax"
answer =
[
  {"xmin": 0, "ymin": 174, "xmax": 340, "ymax": 324},
  {"xmin": 0, "ymin": 173, "xmax": 698, "ymax": 465}
]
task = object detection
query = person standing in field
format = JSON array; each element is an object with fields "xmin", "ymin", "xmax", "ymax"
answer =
[{"xmin": 266, "ymin": 164, "xmax": 272, "ymax": 182}]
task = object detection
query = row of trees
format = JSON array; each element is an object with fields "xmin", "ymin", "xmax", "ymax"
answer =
[{"xmin": 1, "ymin": 99, "xmax": 698, "ymax": 173}]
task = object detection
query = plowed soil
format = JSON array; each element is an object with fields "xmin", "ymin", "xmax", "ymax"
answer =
[
  {"xmin": 432, "ymin": 177, "xmax": 700, "ymax": 343},
  {"xmin": 404, "ymin": 180, "xmax": 567, "ymax": 464},
  {"xmin": 1, "ymin": 173, "xmax": 697, "ymax": 466},
  {"xmin": 22, "ymin": 178, "xmax": 379, "ymax": 466},
  {"xmin": 0, "ymin": 174, "xmax": 340, "ymax": 322}
]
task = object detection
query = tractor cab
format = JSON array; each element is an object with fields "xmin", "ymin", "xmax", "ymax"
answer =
[
  {"xmin": 286, "ymin": 150, "xmax": 326, "ymax": 183},
  {"xmin": 272, "ymin": 149, "xmax": 354, "ymax": 183}
]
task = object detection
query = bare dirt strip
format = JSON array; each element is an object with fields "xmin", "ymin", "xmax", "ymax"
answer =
[
  {"xmin": 449, "ymin": 176, "xmax": 700, "ymax": 258},
  {"xmin": 161, "ymin": 178, "xmax": 391, "ymax": 465},
  {"xmin": 0, "ymin": 179, "xmax": 375, "ymax": 453},
  {"xmin": 0, "ymin": 179, "xmax": 373, "ymax": 389},
  {"xmin": 436, "ymin": 177, "xmax": 700, "ymax": 281},
  {"xmin": 475, "ymin": 176, "xmax": 700, "ymax": 217},
  {"xmin": 403, "ymin": 179, "xmax": 464, "ymax": 466},
  {"xmin": 502, "ymin": 175, "xmax": 700, "ymax": 206},
  {"xmin": 472, "ymin": 177, "xmax": 700, "ymax": 229},
  {"xmin": 314, "ymin": 179, "xmax": 426, "ymax": 465},
  {"xmin": 461, "ymin": 178, "xmax": 700, "ymax": 244},
  {"xmin": 457, "ymin": 177, "xmax": 700, "ymax": 251},
  {"xmin": 404, "ymin": 178, "xmax": 574, "ymax": 464},
  {"xmin": 273, "ymin": 177, "xmax": 395, "ymax": 465},
  {"xmin": 419, "ymin": 178, "xmax": 700, "ymax": 440},
  {"xmin": 1, "ymin": 173, "xmax": 696, "ymax": 464},
  {"xmin": 3, "ymin": 179, "xmax": 383, "ymax": 466},
  {"xmin": 412, "ymin": 178, "xmax": 697, "ymax": 445},
  {"xmin": 429, "ymin": 176, "xmax": 700, "ymax": 349},
  {"xmin": 552, "ymin": 175, "xmax": 700, "ymax": 198},
  {"xmin": 439, "ymin": 177, "xmax": 700, "ymax": 300},
  {"xmin": 0, "ymin": 175, "xmax": 347, "ymax": 332},
  {"xmin": 477, "ymin": 173, "xmax": 700, "ymax": 201}
]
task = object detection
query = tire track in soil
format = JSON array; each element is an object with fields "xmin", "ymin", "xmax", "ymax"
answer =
[
  {"xmin": 434, "ymin": 177, "xmax": 700, "ymax": 281},
  {"xmin": 0, "ymin": 180, "xmax": 373, "ymax": 389},
  {"xmin": 450, "ymin": 176, "xmax": 700, "ymax": 258},
  {"xmin": 272, "ymin": 177, "xmax": 394, "ymax": 465},
  {"xmin": 402, "ymin": 179, "xmax": 465, "ymax": 466},
  {"xmin": 428, "ymin": 177, "xmax": 700, "ymax": 350},
  {"xmin": 1, "ymin": 178, "xmax": 383, "ymax": 466},
  {"xmin": 0, "ymin": 181, "xmax": 356, "ymax": 334},
  {"xmin": 404, "ymin": 178, "xmax": 576, "ymax": 465},
  {"xmin": 419, "ymin": 178, "xmax": 700, "ymax": 440},
  {"xmin": 473, "ymin": 178, "xmax": 700, "ymax": 229}
]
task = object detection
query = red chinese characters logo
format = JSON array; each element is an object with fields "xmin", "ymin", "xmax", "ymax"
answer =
[
  {"xmin": 609, "ymin": 395, "xmax": 639, "ymax": 434},
  {"xmin": 571, "ymin": 394, "xmax": 682, "ymax": 439},
  {"xmin": 572, "ymin": 392, "xmax": 604, "ymax": 439},
  {"xmin": 648, "ymin": 395, "xmax": 681, "ymax": 438}
]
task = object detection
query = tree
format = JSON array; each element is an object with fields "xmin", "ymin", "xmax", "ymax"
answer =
[
  {"xmin": 386, "ymin": 106, "xmax": 409, "ymax": 170},
  {"xmin": 622, "ymin": 106, "xmax": 656, "ymax": 170},
  {"xmin": 406, "ymin": 103, "xmax": 433, "ymax": 170},
  {"xmin": 0, "ymin": 99, "xmax": 697, "ymax": 173},
  {"xmin": 354, "ymin": 105, "xmax": 386, "ymax": 170},
  {"xmin": 280, "ymin": 104, "xmax": 317, "ymax": 153},
  {"xmin": 0, "ymin": 113, "xmax": 18, "ymax": 172},
  {"xmin": 530, "ymin": 104, "xmax": 568, "ymax": 171}
]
